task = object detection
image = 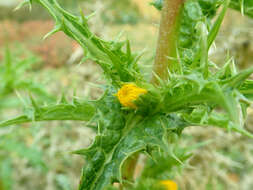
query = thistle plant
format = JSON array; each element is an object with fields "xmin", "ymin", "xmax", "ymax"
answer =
[{"xmin": 1, "ymin": 0, "xmax": 253, "ymax": 190}]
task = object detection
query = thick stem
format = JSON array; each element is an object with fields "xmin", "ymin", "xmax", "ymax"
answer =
[{"xmin": 151, "ymin": 0, "xmax": 185, "ymax": 83}]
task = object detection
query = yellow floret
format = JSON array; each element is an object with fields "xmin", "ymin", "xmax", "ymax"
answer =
[
  {"xmin": 160, "ymin": 180, "xmax": 178, "ymax": 190},
  {"xmin": 115, "ymin": 84, "xmax": 147, "ymax": 109}
]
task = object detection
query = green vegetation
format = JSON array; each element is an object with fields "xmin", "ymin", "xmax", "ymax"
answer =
[{"xmin": 0, "ymin": 0, "xmax": 253, "ymax": 190}]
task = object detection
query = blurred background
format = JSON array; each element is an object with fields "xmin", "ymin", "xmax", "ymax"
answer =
[{"xmin": 0, "ymin": 0, "xmax": 253, "ymax": 189}]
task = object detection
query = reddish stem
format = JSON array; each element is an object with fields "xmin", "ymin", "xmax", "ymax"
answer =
[{"xmin": 151, "ymin": 0, "xmax": 185, "ymax": 83}]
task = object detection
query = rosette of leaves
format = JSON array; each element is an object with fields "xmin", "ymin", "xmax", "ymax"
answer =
[{"xmin": 1, "ymin": 0, "xmax": 253, "ymax": 190}]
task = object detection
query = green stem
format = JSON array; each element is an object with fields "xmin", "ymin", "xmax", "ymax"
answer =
[
  {"xmin": 121, "ymin": 153, "xmax": 139, "ymax": 189},
  {"xmin": 151, "ymin": 0, "xmax": 185, "ymax": 83}
]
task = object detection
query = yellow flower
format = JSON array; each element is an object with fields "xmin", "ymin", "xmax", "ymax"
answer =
[
  {"xmin": 160, "ymin": 180, "xmax": 178, "ymax": 190},
  {"xmin": 115, "ymin": 84, "xmax": 147, "ymax": 109}
]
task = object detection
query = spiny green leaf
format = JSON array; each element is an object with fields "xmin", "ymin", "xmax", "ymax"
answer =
[
  {"xmin": 29, "ymin": 0, "xmax": 142, "ymax": 85},
  {"xmin": 0, "ymin": 99, "xmax": 95, "ymax": 128},
  {"xmin": 14, "ymin": 0, "xmax": 32, "ymax": 11},
  {"xmin": 178, "ymin": 0, "xmax": 218, "ymax": 68},
  {"xmin": 207, "ymin": 0, "xmax": 230, "ymax": 49},
  {"xmin": 43, "ymin": 24, "xmax": 61, "ymax": 40},
  {"xmin": 141, "ymin": 146, "xmax": 191, "ymax": 179},
  {"xmin": 239, "ymin": 80, "xmax": 253, "ymax": 101},
  {"xmin": 207, "ymin": 111, "xmax": 253, "ymax": 138},
  {"xmin": 182, "ymin": 106, "xmax": 253, "ymax": 138},
  {"xmin": 162, "ymin": 73, "xmax": 247, "ymax": 126},
  {"xmin": 78, "ymin": 114, "xmax": 189, "ymax": 190},
  {"xmin": 73, "ymin": 93, "xmax": 189, "ymax": 190},
  {"xmin": 222, "ymin": 66, "xmax": 253, "ymax": 88},
  {"xmin": 196, "ymin": 21, "xmax": 209, "ymax": 77}
]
